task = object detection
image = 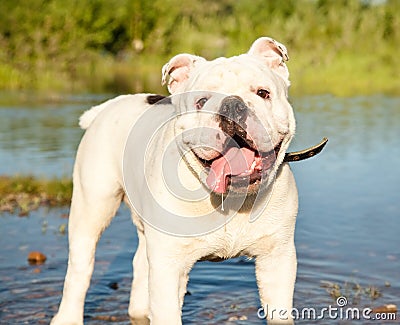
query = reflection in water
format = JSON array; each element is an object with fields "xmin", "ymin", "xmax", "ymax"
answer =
[
  {"xmin": 0, "ymin": 94, "xmax": 109, "ymax": 176},
  {"xmin": 0, "ymin": 94, "xmax": 399, "ymax": 324},
  {"xmin": 290, "ymin": 95, "xmax": 399, "ymax": 156}
]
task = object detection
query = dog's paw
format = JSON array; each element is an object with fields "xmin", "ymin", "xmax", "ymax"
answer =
[{"xmin": 129, "ymin": 316, "xmax": 151, "ymax": 325}]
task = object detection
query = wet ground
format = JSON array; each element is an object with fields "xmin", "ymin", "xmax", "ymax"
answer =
[{"xmin": 0, "ymin": 94, "xmax": 399, "ymax": 324}]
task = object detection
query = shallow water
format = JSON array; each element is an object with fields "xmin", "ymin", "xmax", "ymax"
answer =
[{"xmin": 0, "ymin": 94, "xmax": 399, "ymax": 324}]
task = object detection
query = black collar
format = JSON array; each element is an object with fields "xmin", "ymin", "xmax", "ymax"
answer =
[{"xmin": 284, "ymin": 137, "xmax": 328, "ymax": 162}]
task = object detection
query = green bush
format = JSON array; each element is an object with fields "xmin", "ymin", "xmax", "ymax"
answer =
[{"xmin": 0, "ymin": 0, "xmax": 399, "ymax": 95}]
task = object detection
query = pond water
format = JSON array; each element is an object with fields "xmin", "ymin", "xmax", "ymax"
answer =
[{"xmin": 0, "ymin": 93, "xmax": 399, "ymax": 324}]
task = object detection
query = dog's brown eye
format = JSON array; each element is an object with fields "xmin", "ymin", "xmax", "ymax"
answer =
[
  {"xmin": 257, "ymin": 89, "xmax": 270, "ymax": 99},
  {"xmin": 195, "ymin": 97, "xmax": 208, "ymax": 110}
]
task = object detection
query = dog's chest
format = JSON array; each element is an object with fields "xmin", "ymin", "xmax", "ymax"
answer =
[{"xmin": 201, "ymin": 219, "xmax": 267, "ymax": 261}]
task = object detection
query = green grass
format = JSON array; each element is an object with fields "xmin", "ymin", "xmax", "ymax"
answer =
[
  {"xmin": 0, "ymin": 0, "xmax": 398, "ymax": 97},
  {"xmin": 0, "ymin": 176, "xmax": 72, "ymax": 216},
  {"xmin": 289, "ymin": 50, "xmax": 400, "ymax": 97},
  {"xmin": 100, "ymin": 51, "xmax": 400, "ymax": 97},
  {"xmin": 1, "ymin": 49, "xmax": 398, "ymax": 97}
]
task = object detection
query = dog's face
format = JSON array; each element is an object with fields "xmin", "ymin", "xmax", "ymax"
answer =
[{"xmin": 162, "ymin": 37, "xmax": 296, "ymax": 195}]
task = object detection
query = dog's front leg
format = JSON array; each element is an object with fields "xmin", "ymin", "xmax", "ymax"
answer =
[
  {"xmin": 129, "ymin": 227, "xmax": 150, "ymax": 320},
  {"xmin": 255, "ymin": 240, "xmax": 297, "ymax": 325},
  {"xmin": 148, "ymin": 257, "xmax": 183, "ymax": 324},
  {"xmin": 145, "ymin": 232, "xmax": 188, "ymax": 325},
  {"xmin": 51, "ymin": 181, "xmax": 122, "ymax": 325},
  {"xmin": 178, "ymin": 270, "xmax": 189, "ymax": 309}
]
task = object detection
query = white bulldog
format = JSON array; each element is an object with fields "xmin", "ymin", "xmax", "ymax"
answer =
[{"xmin": 51, "ymin": 37, "xmax": 325, "ymax": 325}]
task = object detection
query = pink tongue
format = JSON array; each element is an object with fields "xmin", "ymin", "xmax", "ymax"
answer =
[{"xmin": 206, "ymin": 147, "xmax": 255, "ymax": 193}]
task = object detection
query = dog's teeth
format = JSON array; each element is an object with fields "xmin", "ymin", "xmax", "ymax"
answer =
[{"xmin": 250, "ymin": 160, "xmax": 257, "ymax": 171}]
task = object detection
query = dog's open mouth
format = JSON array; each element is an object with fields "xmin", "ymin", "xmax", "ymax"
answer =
[{"xmin": 194, "ymin": 134, "xmax": 282, "ymax": 194}]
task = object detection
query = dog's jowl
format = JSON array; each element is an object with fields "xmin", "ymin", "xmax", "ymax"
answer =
[{"xmin": 51, "ymin": 37, "xmax": 324, "ymax": 325}]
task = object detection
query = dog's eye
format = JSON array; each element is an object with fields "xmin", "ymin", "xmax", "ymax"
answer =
[
  {"xmin": 195, "ymin": 97, "xmax": 208, "ymax": 110},
  {"xmin": 256, "ymin": 89, "xmax": 270, "ymax": 99}
]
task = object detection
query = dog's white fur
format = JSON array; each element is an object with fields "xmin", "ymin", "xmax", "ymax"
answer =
[{"xmin": 51, "ymin": 37, "xmax": 298, "ymax": 325}]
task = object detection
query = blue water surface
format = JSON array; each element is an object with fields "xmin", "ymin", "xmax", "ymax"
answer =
[{"xmin": 0, "ymin": 94, "xmax": 399, "ymax": 324}]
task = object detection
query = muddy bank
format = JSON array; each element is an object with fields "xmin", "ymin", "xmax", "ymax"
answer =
[{"xmin": 0, "ymin": 176, "xmax": 71, "ymax": 216}]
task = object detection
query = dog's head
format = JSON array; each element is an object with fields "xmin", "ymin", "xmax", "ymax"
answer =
[{"xmin": 162, "ymin": 37, "xmax": 295, "ymax": 195}]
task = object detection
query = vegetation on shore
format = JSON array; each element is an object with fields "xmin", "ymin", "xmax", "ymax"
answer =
[
  {"xmin": 0, "ymin": 176, "xmax": 72, "ymax": 216},
  {"xmin": 0, "ymin": 0, "xmax": 399, "ymax": 96}
]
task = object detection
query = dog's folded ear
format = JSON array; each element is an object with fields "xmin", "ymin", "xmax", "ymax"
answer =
[
  {"xmin": 248, "ymin": 37, "xmax": 290, "ymax": 86},
  {"xmin": 162, "ymin": 54, "xmax": 206, "ymax": 94}
]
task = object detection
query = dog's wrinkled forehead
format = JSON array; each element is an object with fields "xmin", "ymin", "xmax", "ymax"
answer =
[
  {"xmin": 162, "ymin": 37, "xmax": 290, "ymax": 95},
  {"xmin": 186, "ymin": 56, "xmax": 286, "ymax": 95}
]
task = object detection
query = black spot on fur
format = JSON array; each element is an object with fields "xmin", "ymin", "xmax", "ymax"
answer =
[{"xmin": 146, "ymin": 94, "xmax": 171, "ymax": 105}]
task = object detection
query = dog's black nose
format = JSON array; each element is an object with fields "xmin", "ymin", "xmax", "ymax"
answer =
[
  {"xmin": 219, "ymin": 95, "xmax": 248, "ymax": 137},
  {"xmin": 219, "ymin": 96, "xmax": 248, "ymax": 123}
]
